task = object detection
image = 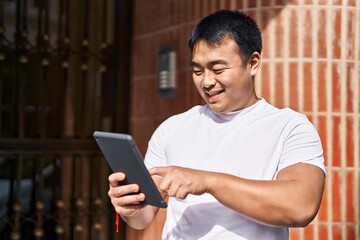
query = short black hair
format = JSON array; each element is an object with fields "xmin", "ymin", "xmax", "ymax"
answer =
[{"xmin": 189, "ymin": 10, "xmax": 262, "ymax": 64}]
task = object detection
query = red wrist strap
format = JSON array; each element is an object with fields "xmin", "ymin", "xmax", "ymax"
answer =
[{"xmin": 115, "ymin": 212, "xmax": 119, "ymax": 233}]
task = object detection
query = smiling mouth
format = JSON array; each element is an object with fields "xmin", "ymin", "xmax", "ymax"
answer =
[{"xmin": 207, "ymin": 90, "xmax": 224, "ymax": 97}]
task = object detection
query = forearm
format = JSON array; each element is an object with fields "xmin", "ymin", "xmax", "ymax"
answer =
[
  {"xmin": 207, "ymin": 165, "xmax": 325, "ymax": 227},
  {"xmin": 120, "ymin": 205, "xmax": 157, "ymax": 230},
  {"xmin": 208, "ymin": 175, "xmax": 302, "ymax": 226}
]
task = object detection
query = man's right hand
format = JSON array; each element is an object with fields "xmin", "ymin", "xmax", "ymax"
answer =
[{"xmin": 108, "ymin": 172, "xmax": 148, "ymax": 217}]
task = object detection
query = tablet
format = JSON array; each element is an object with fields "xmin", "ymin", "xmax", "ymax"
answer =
[{"xmin": 93, "ymin": 131, "xmax": 167, "ymax": 208}]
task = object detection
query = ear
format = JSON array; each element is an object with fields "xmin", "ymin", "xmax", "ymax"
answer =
[{"xmin": 248, "ymin": 52, "xmax": 261, "ymax": 76}]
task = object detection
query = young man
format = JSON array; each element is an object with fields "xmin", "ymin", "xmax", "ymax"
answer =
[{"xmin": 108, "ymin": 10, "xmax": 325, "ymax": 239}]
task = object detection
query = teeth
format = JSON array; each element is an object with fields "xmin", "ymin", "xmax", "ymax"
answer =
[{"xmin": 208, "ymin": 91, "xmax": 222, "ymax": 96}]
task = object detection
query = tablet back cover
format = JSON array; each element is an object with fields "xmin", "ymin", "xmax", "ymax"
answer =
[{"xmin": 93, "ymin": 131, "xmax": 167, "ymax": 208}]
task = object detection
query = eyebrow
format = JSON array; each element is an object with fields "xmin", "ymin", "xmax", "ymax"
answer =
[{"xmin": 191, "ymin": 59, "xmax": 229, "ymax": 68}]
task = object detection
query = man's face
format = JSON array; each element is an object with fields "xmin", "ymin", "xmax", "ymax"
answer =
[{"xmin": 191, "ymin": 39, "xmax": 259, "ymax": 114}]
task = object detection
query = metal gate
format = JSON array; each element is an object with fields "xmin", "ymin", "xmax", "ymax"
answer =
[{"xmin": 0, "ymin": 0, "xmax": 132, "ymax": 239}]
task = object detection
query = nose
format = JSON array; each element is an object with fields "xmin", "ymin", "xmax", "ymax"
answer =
[{"xmin": 202, "ymin": 70, "xmax": 216, "ymax": 88}]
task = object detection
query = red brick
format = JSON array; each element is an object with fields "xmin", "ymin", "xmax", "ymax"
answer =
[
  {"xmin": 232, "ymin": 0, "xmax": 243, "ymax": 10},
  {"xmin": 132, "ymin": 38, "xmax": 157, "ymax": 77},
  {"xmin": 332, "ymin": 170, "xmax": 342, "ymax": 222},
  {"xmin": 259, "ymin": 63, "xmax": 271, "ymax": 101},
  {"xmin": 346, "ymin": 63, "xmax": 355, "ymax": 113},
  {"xmin": 359, "ymin": 155, "xmax": 360, "ymax": 223},
  {"xmin": 275, "ymin": 0, "xmax": 290, "ymax": 6},
  {"xmin": 332, "ymin": 116, "xmax": 341, "ymax": 167},
  {"xmin": 259, "ymin": 10, "xmax": 272, "ymax": 58},
  {"xmin": 332, "ymin": 63, "xmax": 341, "ymax": 112},
  {"xmin": 319, "ymin": 223, "xmax": 329, "ymax": 240},
  {"xmin": 289, "ymin": 228, "xmax": 300, "ymax": 240},
  {"xmin": 308, "ymin": 115, "xmax": 313, "ymax": 123},
  {"xmin": 318, "ymin": 168, "xmax": 328, "ymax": 221},
  {"xmin": 303, "ymin": 9, "xmax": 313, "ymax": 58},
  {"xmin": 318, "ymin": 62, "xmax": 327, "ymax": 112},
  {"xmin": 274, "ymin": 12, "xmax": 284, "ymax": 59},
  {"xmin": 248, "ymin": 0, "xmax": 257, "ymax": 9},
  {"xmin": 176, "ymin": 70, "xmax": 195, "ymax": 110},
  {"xmin": 346, "ymin": 223, "xmax": 356, "ymax": 240},
  {"xmin": 317, "ymin": 9, "xmax": 328, "ymax": 58},
  {"xmin": 332, "ymin": 9, "xmax": 342, "ymax": 59},
  {"xmin": 303, "ymin": 62, "xmax": 313, "ymax": 112},
  {"xmin": 200, "ymin": 0, "xmax": 211, "ymax": 17},
  {"xmin": 131, "ymin": 77, "xmax": 158, "ymax": 118},
  {"xmin": 289, "ymin": 62, "xmax": 299, "ymax": 110},
  {"xmin": 346, "ymin": 170, "xmax": 355, "ymax": 221},
  {"xmin": 275, "ymin": 63, "xmax": 285, "ymax": 108},
  {"xmin": 318, "ymin": 116, "xmax": 328, "ymax": 164},
  {"xmin": 288, "ymin": 9, "xmax": 299, "ymax": 59},
  {"xmin": 317, "ymin": 0, "xmax": 331, "ymax": 5},
  {"xmin": 333, "ymin": 223, "xmax": 343, "ymax": 240},
  {"xmin": 345, "ymin": 10, "xmax": 356, "ymax": 60},
  {"xmin": 303, "ymin": 0, "xmax": 314, "ymax": 4},
  {"xmin": 192, "ymin": 0, "xmax": 201, "ymax": 20},
  {"xmin": 304, "ymin": 224, "xmax": 314, "ymax": 239},
  {"xmin": 246, "ymin": 10, "xmax": 257, "ymax": 24},
  {"xmin": 346, "ymin": 117, "xmax": 355, "ymax": 167},
  {"xmin": 261, "ymin": 0, "xmax": 272, "ymax": 7},
  {"xmin": 334, "ymin": 0, "xmax": 343, "ymax": 5}
]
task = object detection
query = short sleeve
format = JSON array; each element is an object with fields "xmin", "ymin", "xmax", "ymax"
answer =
[{"xmin": 278, "ymin": 116, "xmax": 326, "ymax": 174}]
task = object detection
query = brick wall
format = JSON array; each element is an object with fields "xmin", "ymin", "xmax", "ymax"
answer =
[{"xmin": 128, "ymin": 0, "xmax": 360, "ymax": 239}]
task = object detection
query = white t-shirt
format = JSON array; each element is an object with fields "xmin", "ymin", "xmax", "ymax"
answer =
[{"xmin": 144, "ymin": 99, "xmax": 325, "ymax": 240}]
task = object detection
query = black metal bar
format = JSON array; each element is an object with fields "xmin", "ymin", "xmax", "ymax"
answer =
[
  {"xmin": 113, "ymin": 0, "xmax": 132, "ymax": 133},
  {"xmin": 0, "ymin": 0, "xmax": 3, "ymax": 138},
  {"xmin": 101, "ymin": 0, "xmax": 107, "ymax": 43},
  {"xmin": 15, "ymin": 0, "xmax": 30, "ymax": 139},
  {"xmin": 84, "ymin": 0, "xmax": 89, "ymax": 40},
  {"xmin": 55, "ymin": 157, "xmax": 65, "ymax": 240},
  {"xmin": 16, "ymin": 0, "xmax": 22, "ymax": 34},
  {"xmin": 0, "ymin": 51, "xmax": 3, "ymax": 138},
  {"xmin": 65, "ymin": 0, "xmax": 70, "ymax": 37},
  {"xmin": 98, "ymin": 0, "xmax": 108, "ymax": 132},
  {"xmin": 31, "ymin": 156, "xmax": 37, "ymax": 208},
  {"xmin": 75, "ymin": 68, "xmax": 87, "ymax": 138},
  {"xmin": 12, "ymin": 155, "xmax": 23, "ymax": 239},
  {"xmin": 22, "ymin": 0, "xmax": 28, "ymax": 31},
  {"xmin": 81, "ymin": 69, "xmax": 88, "ymax": 137},
  {"xmin": 52, "ymin": 156, "xmax": 58, "ymax": 201},
  {"xmin": 34, "ymin": 155, "xmax": 45, "ymax": 239},
  {"xmin": 70, "ymin": 155, "xmax": 78, "ymax": 240},
  {"xmin": 8, "ymin": 156, "xmax": 16, "ymax": 218},
  {"xmin": 0, "ymin": 0, "xmax": 3, "ymax": 27},
  {"xmin": 79, "ymin": 0, "xmax": 90, "ymax": 138},
  {"xmin": 58, "ymin": 0, "xmax": 65, "ymax": 39},
  {"xmin": 16, "ymin": 56, "xmax": 26, "ymax": 139},
  {"xmin": 44, "ymin": 0, "xmax": 49, "ymax": 35},
  {"xmin": 88, "ymin": 156, "xmax": 94, "ymax": 240},
  {"xmin": 60, "ymin": 66, "xmax": 68, "ymax": 137},
  {"xmin": 37, "ymin": 0, "xmax": 43, "ymax": 40},
  {"xmin": 39, "ymin": 63, "xmax": 49, "ymax": 138},
  {"xmin": 15, "ymin": 0, "xmax": 22, "ymax": 139},
  {"xmin": 38, "ymin": 155, "xmax": 44, "ymax": 201},
  {"xmin": 58, "ymin": 0, "xmax": 71, "ymax": 137}
]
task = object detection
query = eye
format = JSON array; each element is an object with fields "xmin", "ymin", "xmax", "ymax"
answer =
[
  {"xmin": 213, "ymin": 68, "xmax": 225, "ymax": 74},
  {"xmin": 193, "ymin": 69, "xmax": 203, "ymax": 76}
]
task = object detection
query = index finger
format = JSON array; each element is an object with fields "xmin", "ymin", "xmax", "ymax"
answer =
[
  {"xmin": 108, "ymin": 172, "xmax": 126, "ymax": 187},
  {"xmin": 149, "ymin": 167, "xmax": 169, "ymax": 177}
]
